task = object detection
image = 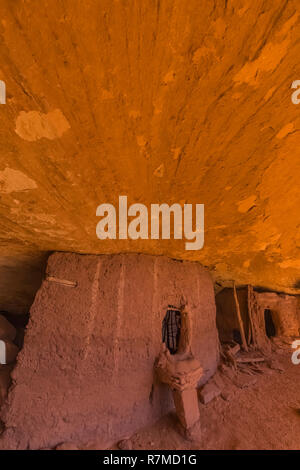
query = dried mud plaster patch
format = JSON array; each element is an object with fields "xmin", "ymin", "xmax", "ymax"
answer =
[
  {"xmin": 233, "ymin": 39, "xmax": 290, "ymax": 87},
  {"xmin": 237, "ymin": 195, "xmax": 257, "ymax": 213},
  {"xmin": 276, "ymin": 122, "xmax": 295, "ymax": 139},
  {"xmin": 15, "ymin": 109, "xmax": 70, "ymax": 142},
  {"xmin": 0, "ymin": 167, "xmax": 37, "ymax": 193},
  {"xmin": 279, "ymin": 259, "xmax": 300, "ymax": 269}
]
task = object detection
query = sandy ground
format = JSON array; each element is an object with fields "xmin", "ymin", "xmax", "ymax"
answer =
[{"xmin": 126, "ymin": 349, "xmax": 300, "ymax": 450}]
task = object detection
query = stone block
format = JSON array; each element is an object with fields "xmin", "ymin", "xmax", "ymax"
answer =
[
  {"xmin": 173, "ymin": 388, "xmax": 200, "ymax": 429},
  {"xmin": 199, "ymin": 382, "xmax": 221, "ymax": 404},
  {"xmin": 118, "ymin": 439, "xmax": 133, "ymax": 450},
  {"xmin": 56, "ymin": 442, "xmax": 78, "ymax": 450}
]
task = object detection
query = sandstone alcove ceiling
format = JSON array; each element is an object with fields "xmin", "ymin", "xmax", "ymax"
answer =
[{"xmin": 0, "ymin": 0, "xmax": 300, "ymax": 314}]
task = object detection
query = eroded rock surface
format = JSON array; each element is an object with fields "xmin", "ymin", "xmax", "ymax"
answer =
[{"xmin": 0, "ymin": 1, "xmax": 299, "ymax": 312}]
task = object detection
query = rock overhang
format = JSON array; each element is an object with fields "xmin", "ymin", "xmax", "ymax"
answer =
[{"xmin": 0, "ymin": 1, "xmax": 299, "ymax": 312}]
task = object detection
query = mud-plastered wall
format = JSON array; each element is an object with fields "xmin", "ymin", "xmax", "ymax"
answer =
[
  {"xmin": 0, "ymin": 253, "xmax": 218, "ymax": 450},
  {"xmin": 215, "ymin": 287, "xmax": 249, "ymax": 342},
  {"xmin": 256, "ymin": 292, "xmax": 299, "ymax": 336}
]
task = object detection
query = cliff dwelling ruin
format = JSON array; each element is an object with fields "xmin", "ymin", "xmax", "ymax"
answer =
[{"xmin": 0, "ymin": 0, "xmax": 300, "ymax": 452}]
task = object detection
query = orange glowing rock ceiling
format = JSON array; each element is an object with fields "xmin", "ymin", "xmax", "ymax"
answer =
[{"xmin": 0, "ymin": 0, "xmax": 299, "ymax": 313}]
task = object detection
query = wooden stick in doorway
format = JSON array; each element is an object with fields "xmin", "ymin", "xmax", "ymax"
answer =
[{"xmin": 233, "ymin": 282, "xmax": 248, "ymax": 352}]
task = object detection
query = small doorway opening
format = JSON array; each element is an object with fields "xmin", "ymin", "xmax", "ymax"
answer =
[
  {"xmin": 232, "ymin": 328, "xmax": 242, "ymax": 345},
  {"xmin": 162, "ymin": 305, "xmax": 181, "ymax": 355},
  {"xmin": 264, "ymin": 309, "xmax": 276, "ymax": 338}
]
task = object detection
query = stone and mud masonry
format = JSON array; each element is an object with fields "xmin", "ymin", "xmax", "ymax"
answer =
[
  {"xmin": 57, "ymin": 339, "xmax": 300, "ymax": 450},
  {"xmin": 0, "ymin": 253, "xmax": 299, "ymax": 450},
  {"xmin": 0, "ymin": 297, "xmax": 299, "ymax": 451}
]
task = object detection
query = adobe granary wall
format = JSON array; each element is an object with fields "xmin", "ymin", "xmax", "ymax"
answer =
[
  {"xmin": 0, "ymin": 253, "xmax": 218, "ymax": 450},
  {"xmin": 216, "ymin": 287, "xmax": 249, "ymax": 344},
  {"xmin": 216, "ymin": 287, "xmax": 300, "ymax": 348},
  {"xmin": 255, "ymin": 292, "xmax": 299, "ymax": 337}
]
